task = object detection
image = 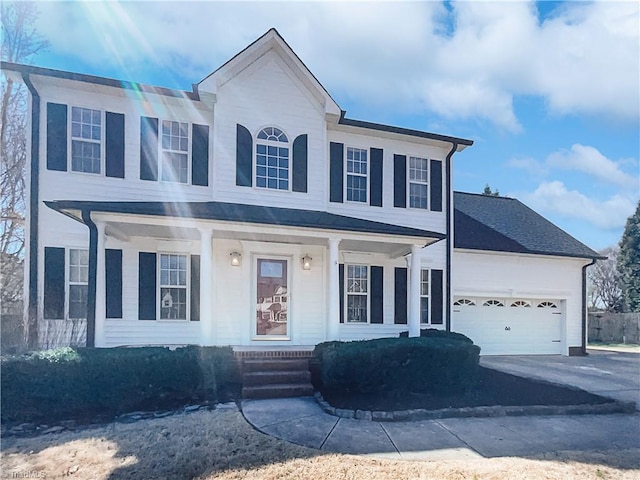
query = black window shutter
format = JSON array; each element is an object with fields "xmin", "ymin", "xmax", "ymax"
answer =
[
  {"xmin": 292, "ymin": 134, "xmax": 308, "ymax": 193},
  {"xmin": 394, "ymin": 154, "xmax": 407, "ymax": 208},
  {"xmin": 339, "ymin": 263, "xmax": 344, "ymax": 323},
  {"xmin": 329, "ymin": 142, "xmax": 344, "ymax": 203},
  {"xmin": 394, "ymin": 267, "xmax": 408, "ymax": 324},
  {"xmin": 138, "ymin": 252, "xmax": 157, "ymax": 320},
  {"xmin": 431, "ymin": 269, "xmax": 444, "ymax": 324},
  {"xmin": 44, "ymin": 247, "xmax": 65, "ymax": 318},
  {"xmin": 46, "ymin": 103, "xmax": 67, "ymax": 171},
  {"xmin": 105, "ymin": 249, "xmax": 123, "ymax": 318},
  {"xmin": 105, "ymin": 112, "xmax": 125, "ymax": 178},
  {"xmin": 371, "ymin": 265, "xmax": 384, "ymax": 323},
  {"xmin": 140, "ymin": 117, "xmax": 158, "ymax": 181},
  {"xmin": 190, "ymin": 255, "xmax": 200, "ymax": 321},
  {"xmin": 430, "ymin": 159, "xmax": 443, "ymax": 212},
  {"xmin": 192, "ymin": 124, "xmax": 209, "ymax": 186},
  {"xmin": 236, "ymin": 124, "xmax": 252, "ymax": 187},
  {"xmin": 370, "ymin": 148, "xmax": 383, "ymax": 207}
]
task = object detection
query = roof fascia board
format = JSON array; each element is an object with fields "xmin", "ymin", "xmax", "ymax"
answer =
[
  {"xmin": 332, "ymin": 114, "xmax": 473, "ymax": 148},
  {"xmin": 454, "ymin": 247, "xmax": 604, "ymax": 262},
  {"xmin": 1, "ymin": 61, "xmax": 199, "ymax": 101}
]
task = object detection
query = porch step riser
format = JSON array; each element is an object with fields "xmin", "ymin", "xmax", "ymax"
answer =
[
  {"xmin": 243, "ymin": 359, "xmax": 309, "ymax": 373},
  {"xmin": 243, "ymin": 370, "xmax": 311, "ymax": 386},
  {"xmin": 242, "ymin": 384, "xmax": 314, "ymax": 399}
]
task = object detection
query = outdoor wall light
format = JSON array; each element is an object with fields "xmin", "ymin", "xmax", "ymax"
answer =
[
  {"xmin": 301, "ymin": 254, "xmax": 312, "ymax": 270},
  {"xmin": 230, "ymin": 251, "xmax": 242, "ymax": 267}
]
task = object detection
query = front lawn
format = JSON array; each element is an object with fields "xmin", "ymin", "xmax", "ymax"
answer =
[{"xmin": 2, "ymin": 409, "xmax": 637, "ymax": 479}]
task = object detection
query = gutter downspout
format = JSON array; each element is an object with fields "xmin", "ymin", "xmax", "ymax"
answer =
[
  {"xmin": 581, "ymin": 258, "xmax": 597, "ymax": 355},
  {"xmin": 81, "ymin": 209, "xmax": 98, "ymax": 347},
  {"xmin": 23, "ymin": 74, "xmax": 40, "ymax": 350},
  {"xmin": 445, "ymin": 142, "xmax": 458, "ymax": 331}
]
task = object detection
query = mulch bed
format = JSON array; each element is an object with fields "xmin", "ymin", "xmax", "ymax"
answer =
[{"xmin": 318, "ymin": 367, "xmax": 613, "ymax": 412}]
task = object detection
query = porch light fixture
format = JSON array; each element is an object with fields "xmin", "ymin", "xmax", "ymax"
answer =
[
  {"xmin": 301, "ymin": 254, "xmax": 312, "ymax": 270},
  {"xmin": 230, "ymin": 251, "xmax": 242, "ymax": 267}
]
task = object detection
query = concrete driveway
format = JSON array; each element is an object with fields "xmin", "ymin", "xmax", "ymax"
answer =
[{"xmin": 481, "ymin": 349, "xmax": 640, "ymax": 409}]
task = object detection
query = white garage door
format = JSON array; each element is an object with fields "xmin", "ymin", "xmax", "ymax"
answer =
[{"xmin": 452, "ymin": 297, "xmax": 563, "ymax": 355}]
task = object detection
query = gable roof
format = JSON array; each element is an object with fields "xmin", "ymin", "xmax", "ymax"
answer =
[
  {"xmin": 45, "ymin": 200, "xmax": 445, "ymax": 242},
  {"xmin": 454, "ymin": 192, "xmax": 603, "ymax": 260}
]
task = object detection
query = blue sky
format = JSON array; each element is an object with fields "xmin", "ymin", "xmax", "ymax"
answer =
[{"xmin": 27, "ymin": 1, "xmax": 639, "ymax": 251}]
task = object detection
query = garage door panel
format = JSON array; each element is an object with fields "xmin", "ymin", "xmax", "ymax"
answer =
[{"xmin": 452, "ymin": 299, "xmax": 563, "ymax": 355}]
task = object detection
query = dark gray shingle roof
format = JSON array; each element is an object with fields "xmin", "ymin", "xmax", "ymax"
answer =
[
  {"xmin": 454, "ymin": 192, "xmax": 603, "ymax": 259},
  {"xmin": 45, "ymin": 200, "xmax": 445, "ymax": 241}
]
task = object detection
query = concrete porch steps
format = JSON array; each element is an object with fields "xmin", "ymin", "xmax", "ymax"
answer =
[{"xmin": 241, "ymin": 357, "xmax": 314, "ymax": 399}]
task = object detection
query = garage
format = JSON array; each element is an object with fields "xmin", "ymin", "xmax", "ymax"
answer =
[{"xmin": 452, "ymin": 297, "xmax": 564, "ymax": 355}]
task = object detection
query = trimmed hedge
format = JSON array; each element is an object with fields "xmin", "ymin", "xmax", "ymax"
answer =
[
  {"xmin": 399, "ymin": 328, "xmax": 474, "ymax": 344},
  {"xmin": 1, "ymin": 346, "xmax": 240, "ymax": 424},
  {"xmin": 316, "ymin": 336, "xmax": 480, "ymax": 395}
]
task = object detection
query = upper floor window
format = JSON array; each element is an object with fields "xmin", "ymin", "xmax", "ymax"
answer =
[
  {"xmin": 71, "ymin": 107, "xmax": 101, "ymax": 174},
  {"xmin": 161, "ymin": 120, "xmax": 189, "ymax": 183},
  {"xmin": 346, "ymin": 147, "xmax": 367, "ymax": 202},
  {"xmin": 256, "ymin": 127, "xmax": 289, "ymax": 190},
  {"xmin": 409, "ymin": 156, "xmax": 428, "ymax": 209}
]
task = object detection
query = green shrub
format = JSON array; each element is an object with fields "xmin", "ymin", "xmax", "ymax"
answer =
[
  {"xmin": 399, "ymin": 328, "xmax": 474, "ymax": 344},
  {"xmin": 1, "ymin": 345, "xmax": 240, "ymax": 424},
  {"xmin": 319, "ymin": 337, "xmax": 480, "ymax": 395}
]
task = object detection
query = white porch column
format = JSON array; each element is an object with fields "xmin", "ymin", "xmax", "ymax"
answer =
[
  {"xmin": 94, "ymin": 222, "xmax": 106, "ymax": 347},
  {"xmin": 408, "ymin": 244, "xmax": 422, "ymax": 337},
  {"xmin": 199, "ymin": 228, "xmax": 214, "ymax": 346},
  {"xmin": 327, "ymin": 238, "xmax": 341, "ymax": 340}
]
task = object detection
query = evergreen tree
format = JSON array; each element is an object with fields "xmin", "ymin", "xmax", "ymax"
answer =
[{"xmin": 617, "ymin": 201, "xmax": 640, "ymax": 312}]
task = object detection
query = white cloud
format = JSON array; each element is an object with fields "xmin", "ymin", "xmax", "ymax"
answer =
[
  {"xmin": 506, "ymin": 156, "xmax": 548, "ymax": 176},
  {"xmin": 523, "ymin": 181, "xmax": 637, "ymax": 229},
  {"xmin": 546, "ymin": 144, "xmax": 639, "ymax": 188},
  {"xmin": 34, "ymin": 1, "xmax": 639, "ymax": 130}
]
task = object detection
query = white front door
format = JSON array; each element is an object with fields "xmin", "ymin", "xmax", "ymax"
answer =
[{"xmin": 255, "ymin": 257, "xmax": 289, "ymax": 339}]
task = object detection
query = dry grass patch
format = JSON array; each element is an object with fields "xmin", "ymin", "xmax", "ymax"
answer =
[{"xmin": 2, "ymin": 409, "xmax": 638, "ymax": 480}]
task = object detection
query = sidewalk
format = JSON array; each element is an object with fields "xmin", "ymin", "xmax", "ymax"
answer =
[{"xmin": 241, "ymin": 397, "xmax": 640, "ymax": 460}]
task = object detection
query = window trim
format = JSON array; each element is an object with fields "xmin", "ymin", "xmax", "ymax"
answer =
[
  {"xmin": 344, "ymin": 263, "xmax": 370, "ymax": 324},
  {"xmin": 419, "ymin": 268, "xmax": 430, "ymax": 324},
  {"xmin": 407, "ymin": 155, "xmax": 429, "ymax": 210},
  {"xmin": 159, "ymin": 119, "xmax": 191, "ymax": 185},
  {"xmin": 344, "ymin": 146, "xmax": 369, "ymax": 204},
  {"xmin": 67, "ymin": 248, "xmax": 89, "ymax": 320},
  {"xmin": 254, "ymin": 126, "xmax": 291, "ymax": 192},
  {"xmin": 157, "ymin": 252, "xmax": 190, "ymax": 321},
  {"xmin": 68, "ymin": 106, "xmax": 104, "ymax": 176}
]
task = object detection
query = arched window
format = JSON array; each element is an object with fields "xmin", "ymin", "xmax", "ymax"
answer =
[
  {"xmin": 453, "ymin": 298, "xmax": 475, "ymax": 306},
  {"xmin": 510, "ymin": 300, "xmax": 531, "ymax": 308},
  {"xmin": 537, "ymin": 301, "xmax": 558, "ymax": 308},
  {"xmin": 483, "ymin": 299, "xmax": 504, "ymax": 307},
  {"xmin": 256, "ymin": 127, "xmax": 289, "ymax": 190}
]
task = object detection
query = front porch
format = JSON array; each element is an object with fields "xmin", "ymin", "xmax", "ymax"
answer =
[{"xmin": 46, "ymin": 200, "xmax": 447, "ymax": 348}]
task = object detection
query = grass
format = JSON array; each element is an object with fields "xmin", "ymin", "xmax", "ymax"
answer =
[{"xmin": 2, "ymin": 409, "xmax": 638, "ymax": 479}]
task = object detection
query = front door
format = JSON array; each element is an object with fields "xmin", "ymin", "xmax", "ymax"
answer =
[{"xmin": 255, "ymin": 258, "xmax": 289, "ymax": 339}]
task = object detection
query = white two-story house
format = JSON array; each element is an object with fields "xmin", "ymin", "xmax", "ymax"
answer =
[{"xmin": 2, "ymin": 29, "xmax": 601, "ymax": 356}]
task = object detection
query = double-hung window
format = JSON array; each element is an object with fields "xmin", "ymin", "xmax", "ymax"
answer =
[
  {"xmin": 256, "ymin": 127, "xmax": 289, "ymax": 190},
  {"xmin": 159, "ymin": 253, "xmax": 188, "ymax": 320},
  {"xmin": 420, "ymin": 269, "xmax": 429, "ymax": 323},
  {"xmin": 161, "ymin": 120, "xmax": 189, "ymax": 183},
  {"xmin": 71, "ymin": 107, "xmax": 102, "ymax": 174},
  {"xmin": 346, "ymin": 147, "xmax": 367, "ymax": 202},
  {"xmin": 409, "ymin": 156, "xmax": 428, "ymax": 209},
  {"xmin": 68, "ymin": 249, "xmax": 89, "ymax": 319},
  {"xmin": 346, "ymin": 264, "xmax": 368, "ymax": 323}
]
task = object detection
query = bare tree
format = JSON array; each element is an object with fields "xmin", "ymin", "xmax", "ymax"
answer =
[
  {"xmin": 587, "ymin": 246, "xmax": 623, "ymax": 312},
  {"xmin": 1, "ymin": 2, "xmax": 48, "ymax": 349}
]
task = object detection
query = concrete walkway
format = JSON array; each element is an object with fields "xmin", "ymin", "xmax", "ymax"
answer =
[
  {"xmin": 242, "ymin": 350, "xmax": 640, "ymax": 460},
  {"xmin": 242, "ymin": 397, "xmax": 639, "ymax": 460}
]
